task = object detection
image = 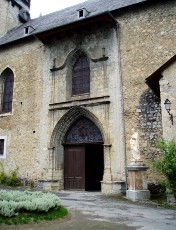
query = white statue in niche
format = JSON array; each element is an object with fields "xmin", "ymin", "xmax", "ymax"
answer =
[{"xmin": 130, "ymin": 129, "xmax": 141, "ymax": 161}]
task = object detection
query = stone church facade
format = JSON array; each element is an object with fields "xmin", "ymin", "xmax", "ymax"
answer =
[{"xmin": 0, "ymin": 0, "xmax": 175, "ymax": 193}]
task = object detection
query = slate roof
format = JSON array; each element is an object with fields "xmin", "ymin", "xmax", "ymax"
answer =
[{"xmin": 0, "ymin": 0, "xmax": 147, "ymax": 46}]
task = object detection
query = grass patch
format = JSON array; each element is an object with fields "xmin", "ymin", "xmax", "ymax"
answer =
[
  {"xmin": 150, "ymin": 195, "xmax": 168, "ymax": 208},
  {"xmin": 0, "ymin": 205, "xmax": 68, "ymax": 225},
  {"xmin": 107, "ymin": 193, "xmax": 128, "ymax": 201},
  {"xmin": 107, "ymin": 193, "xmax": 174, "ymax": 208}
]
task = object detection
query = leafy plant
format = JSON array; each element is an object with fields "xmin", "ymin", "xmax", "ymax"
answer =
[
  {"xmin": 0, "ymin": 162, "xmax": 19, "ymax": 186},
  {"xmin": 148, "ymin": 183, "xmax": 166, "ymax": 198},
  {"xmin": 5, "ymin": 167, "xmax": 19, "ymax": 186},
  {"xmin": 154, "ymin": 139, "xmax": 176, "ymax": 198},
  {"xmin": 0, "ymin": 190, "xmax": 61, "ymax": 217},
  {"xmin": 0, "ymin": 162, "xmax": 6, "ymax": 184}
]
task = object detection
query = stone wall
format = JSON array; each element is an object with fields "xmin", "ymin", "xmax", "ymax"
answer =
[
  {"xmin": 0, "ymin": 0, "xmax": 176, "ymax": 189},
  {"xmin": 0, "ymin": 0, "xmax": 22, "ymax": 37},
  {"xmin": 160, "ymin": 61, "xmax": 176, "ymax": 140},
  {"xmin": 113, "ymin": 0, "xmax": 176, "ymax": 182},
  {"xmin": 47, "ymin": 23, "xmax": 126, "ymax": 188},
  {"xmin": 0, "ymin": 39, "xmax": 48, "ymax": 181},
  {"xmin": 114, "ymin": 0, "xmax": 176, "ymax": 177},
  {"xmin": 137, "ymin": 89, "xmax": 162, "ymax": 161},
  {"xmin": 0, "ymin": 21, "xmax": 126, "ymax": 192}
]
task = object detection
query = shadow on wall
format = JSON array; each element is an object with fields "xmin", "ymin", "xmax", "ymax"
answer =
[{"xmin": 137, "ymin": 89, "xmax": 162, "ymax": 161}]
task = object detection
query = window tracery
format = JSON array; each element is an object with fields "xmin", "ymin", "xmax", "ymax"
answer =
[
  {"xmin": 64, "ymin": 117, "xmax": 103, "ymax": 144},
  {"xmin": 72, "ymin": 54, "xmax": 90, "ymax": 95}
]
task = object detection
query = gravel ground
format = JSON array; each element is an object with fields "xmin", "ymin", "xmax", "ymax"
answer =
[{"xmin": 1, "ymin": 190, "xmax": 176, "ymax": 230}]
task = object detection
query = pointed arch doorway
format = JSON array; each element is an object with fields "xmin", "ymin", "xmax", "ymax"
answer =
[{"xmin": 64, "ymin": 117, "xmax": 104, "ymax": 191}]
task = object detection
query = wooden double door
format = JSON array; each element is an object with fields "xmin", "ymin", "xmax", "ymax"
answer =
[{"xmin": 64, "ymin": 145, "xmax": 104, "ymax": 191}]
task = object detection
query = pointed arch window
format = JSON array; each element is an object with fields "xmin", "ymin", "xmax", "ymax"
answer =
[
  {"xmin": 72, "ymin": 54, "xmax": 90, "ymax": 95},
  {"xmin": 0, "ymin": 68, "xmax": 14, "ymax": 114}
]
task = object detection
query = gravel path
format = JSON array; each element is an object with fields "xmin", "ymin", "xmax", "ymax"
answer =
[{"xmin": 1, "ymin": 191, "xmax": 176, "ymax": 230}]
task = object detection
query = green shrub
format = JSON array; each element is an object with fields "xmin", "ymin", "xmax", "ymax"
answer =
[
  {"xmin": 0, "ymin": 171, "xmax": 6, "ymax": 184},
  {"xmin": 0, "ymin": 190, "xmax": 61, "ymax": 217},
  {"xmin": 148, "ymin": 183, "xmax": 166, "ymax": 198},
  {"xmin": 5, "ymin": 167, "xmax": 20, "ymax": 186},
  {"xmin": 154, "ymin": 139, "xmax": 176, "ymax": 198},
  {"xmin": 0, "ymin": 162, "xmax": 6, "ymax": 184},
  {"xmin": 0, "ymin": 162, "xmax": 19, "ymax": 186}
]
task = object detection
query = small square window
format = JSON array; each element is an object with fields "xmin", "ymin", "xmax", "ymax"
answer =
[
  {"xmin": 24, "ymin": 26, "xmax": 35, "ymax": 35},
  {"xmin": 24, "ymin": 27, "xmax": 29, "ymax": 34},
  {"xmin": 0, "ymin": 139, "xmax": 4, "ymax": 155},
  {"xmin": 79, "ymin": 10, "xmax": 84, "ymax": 18},
  {"xmin": 77, "ymin": 8, "xmax": 89, "ymax": 19},
  {"xmin": 0, "ymin": 136, "xmax": 7, "ymax": 159}
]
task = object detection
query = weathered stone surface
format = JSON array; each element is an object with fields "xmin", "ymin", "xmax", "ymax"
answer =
[
  {"xmin": 0, "ymin": 0, "xmax": 22, "ymax": 37},
  {"xmin": 117, "ymin": 0, "xmax": 176, "ymax": 182},
  {"xmin": 127, "ymin": 161, "xmax": 150, "ymax": 200},
  {"xmin": 0, "ymin": 0, "xmax": 175, "ymax": 192},
  {"xmin": 126, "ymin": 190, "xmax": 150, "ymax": 201},
  {"xmin": 0, "ymin": 39, "xmax": 48, "ymax": 181},
  {"xmin": 160, "ymin": 61, "xmax": 176, "ymax": 140}
]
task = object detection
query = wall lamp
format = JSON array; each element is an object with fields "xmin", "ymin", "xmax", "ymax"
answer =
[{"xmin": 164, "ymin": 99, "xmax": 173, "ymax": 125}]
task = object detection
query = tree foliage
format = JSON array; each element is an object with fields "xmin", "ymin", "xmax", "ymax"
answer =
[{"xmin": 154, "ymin": 139, "xmax": 176, "ymax": 198}]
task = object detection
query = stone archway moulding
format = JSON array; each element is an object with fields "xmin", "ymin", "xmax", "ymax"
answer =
[
  {"xmin": 47, "ymin": 106, "xmax": 125, "ymax": 194},
  {"xmin": 50, "ymin": 48, "xmax": 91, "ymax": 72},
  {"xmin": 49, "ymin": 106, "xmax": 106, "ymax": 174},
  {"xmin": 50, "ymin": 47, "xmax": 108, "ymax": 72},
  {"xmin": 50, "ymin": 106, "xmax": 106, "ymax": 148}
]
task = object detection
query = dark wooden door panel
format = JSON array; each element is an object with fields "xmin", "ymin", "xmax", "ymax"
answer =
[{"xmin": 64, "ymin": 147, "xmax": 85, "ymax": 190}]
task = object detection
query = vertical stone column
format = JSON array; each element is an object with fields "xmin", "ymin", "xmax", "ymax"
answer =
[
  {"xmin": 126, "ymin": 161, "xmax": 150, "ymax": 201},
  {"xmin": 38, "ymin": 147, "xmax": 61, "ymax": 190},
  {"xmin": 101, "ymin": 144, "xmax": 125, "ymax": 194},
  {"xmin": 103, "ymin": 144, "xmax": 112, "ymax": 181},
  {"xmin": 45, "ymin": 147, "xmax": 54, "ymax": 179}
]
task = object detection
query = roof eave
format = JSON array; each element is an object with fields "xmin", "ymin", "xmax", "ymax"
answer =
[
  {"xmin": 35, "ymin": 11, "xmax": 117, "ymax": 43},
  {"xmin": 0, "ymin": 11, "xmax": 117, "ymax": 47},
  {"xmin": 145, "ymin": 55, "xmax": 176, "ymax": 98}
]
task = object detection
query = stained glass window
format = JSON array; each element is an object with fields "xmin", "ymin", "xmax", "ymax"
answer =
[
  {"xmin": 0, "ymin": 68, "xmax": 14, "ymax": 113},
  {"xmin": 72, "ymin": 55, "xmax": 90, "ymax": 95},
  {"xmin": 65, "ymin": 117, "xmax": 103, "ymax": 144}
]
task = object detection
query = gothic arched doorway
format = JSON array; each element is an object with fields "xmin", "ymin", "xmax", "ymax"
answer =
[{"xmin": 64, "ymin": 117, "xmax": 104, "ymax": 191}]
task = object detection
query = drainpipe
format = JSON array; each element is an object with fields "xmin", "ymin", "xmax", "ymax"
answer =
[{"xmin": 109, "ymin": 13, "xmax": 128, "ymax": 190}]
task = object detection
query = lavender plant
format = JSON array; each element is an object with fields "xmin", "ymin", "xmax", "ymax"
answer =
[{"xmin": 0, "ymin": 190, "xmax": 60, "ymax": 217}]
